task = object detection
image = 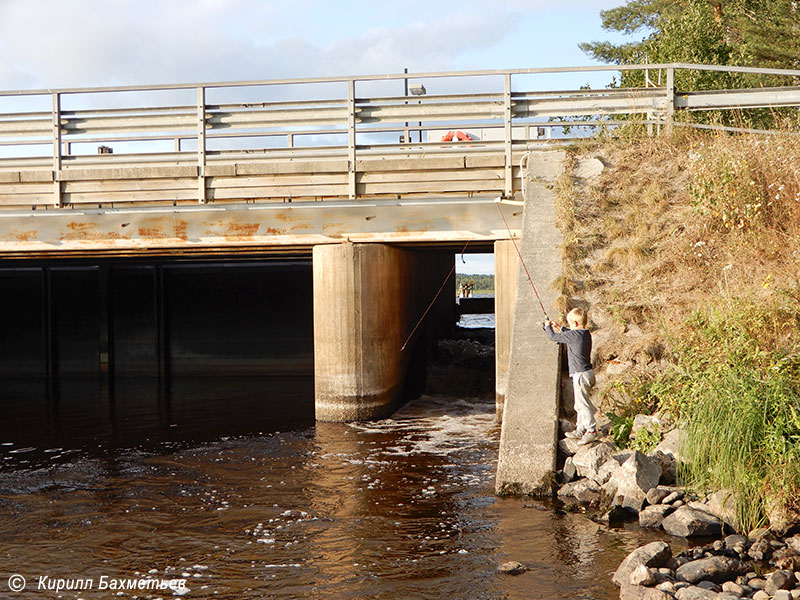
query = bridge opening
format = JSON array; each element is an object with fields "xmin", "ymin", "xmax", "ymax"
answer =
[{"xmin": 0, "ymin": 257, "xmax": 316, "ymax": 455}]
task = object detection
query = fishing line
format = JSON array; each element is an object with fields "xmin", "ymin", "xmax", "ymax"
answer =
[
  {"xmin": 494, "ymin": 199, "xmax": 549, "ymax": 321},
  {"xmin": 401, "ymin": 240, "xmax": 469, "ymax": 352}
]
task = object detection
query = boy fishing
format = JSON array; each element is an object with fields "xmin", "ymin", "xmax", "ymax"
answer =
[{"xmin": 543, "ymin": 307, "xmax": 597, "ymax": 446}]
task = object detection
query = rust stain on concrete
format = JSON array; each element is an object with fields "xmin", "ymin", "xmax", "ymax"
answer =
[
  {"xmin": 173, "ymin": 220, "xmax": 189, "ymax": 241},
  {"xmin": 10, "ymin": 230, "xmax": 38, "ymax": 241},
  {"xmin": 137, "ymin": 227, "xmax": 166, "ymax": 239},
  {"xmin": 226, "ymin": 222, "xmax": 260, "ymax": 237},
  {"xmin": 322, "ymin": 222, "xmax": 344, "ymax": 233}
]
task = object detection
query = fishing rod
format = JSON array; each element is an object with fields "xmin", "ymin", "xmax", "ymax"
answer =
[{"xmin": 494, "ymin": 197, "xmax": 549, "ymax": 322}]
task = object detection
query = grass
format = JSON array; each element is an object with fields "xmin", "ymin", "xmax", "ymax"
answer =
[{"xmin": 555, "ymin": 128, "xmax": 800, "ymax": 531}]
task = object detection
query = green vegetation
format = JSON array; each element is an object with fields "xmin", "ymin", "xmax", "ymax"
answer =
[
  {"xmin": 455, "ymin": 273, "xmax": 494, "ymax": 295},
  {"xmin": 580, "ymin": 0, "xmax": 800, "ymax": 126},
  {"xmin": 556, "ymin": 128, "xmax": 800, "ymax": 531}
]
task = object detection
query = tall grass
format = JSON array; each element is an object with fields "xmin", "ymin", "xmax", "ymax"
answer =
[{"xmin": 668, "ymin": 299, "xmax": 800, "ymax": 532}]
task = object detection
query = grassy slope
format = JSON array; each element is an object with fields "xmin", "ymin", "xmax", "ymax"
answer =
[{"xmin": 555, "ymin": 129, "xmax": 800, "ymax": 531}]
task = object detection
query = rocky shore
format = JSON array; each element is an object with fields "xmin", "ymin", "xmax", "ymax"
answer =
[{"xmin": 553, "ymin": 417, "xmax": 800, "ymax": 600}]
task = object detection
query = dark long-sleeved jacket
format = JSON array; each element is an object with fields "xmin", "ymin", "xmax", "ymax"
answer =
[{"xmin": 545, "ymin": 325, "xmax": 592, "ymax": 375}]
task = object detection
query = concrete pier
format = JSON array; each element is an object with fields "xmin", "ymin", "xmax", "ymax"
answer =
[
  {"xmin": 495, "ymin": 151, "xmax": 565, "ymax": 495},
  {"xmin": 313, "ymin": 243, "xmax": 453, "ymax": 422}
]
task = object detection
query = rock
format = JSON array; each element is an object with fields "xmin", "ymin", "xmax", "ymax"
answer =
[
  {"xmin": 748, "ymin": 538, "xmax": 773, "ymax": 561},
  {"xmin": 620, "ymin": 584, "xmax": 674, "ymax": 600},
  {"xmin": 631, "ymin": 564, "xmax": 658, "ymax": 586},
  {"xmin": 497, "ymin": 561, "xmax": 527, "ymax": 575},
  {"xmin": 574, "ymin": 157, "xmax": 605, "ymax": 179},
  {"xmin": 572, "ymin": 442, "xmax": 615, "ymax": 483},
  {"xmin": 604, "ymin": 451, "xmax": 662, "ymax": 511},
  {"xmin": 774, "ymin": 552, "xmax": 800, "ymax": 571},
  {"xmin": 662, "ymin": 507, "xmax": 726, "ymax": 538},
  {"xmin": 696, "ymin": 581, "xmax": 720, "ymax": 591},
  {"xmin": 676, "ymin": 556, "xmax": 749, "ymax": 584},
  {"xmin": 705, "ymin": 489, "xmax": 740, "ymax": 531},
  {"xmin": 723, "ymin": 535, "xmax": 748, "ymax": 552},
  {"xmin": 656, "ymin": 581, "xmax": 676, "ymax": 594},
  {"xmin": 613, "ymin": 542, "xmax": 673, "ymax": 588},
  {"xmin": 787, "ymin": 536, "xmax": 800, "ymax": 553},
  {"xmin": 654, "ymin": 428, "xmax": 684, "ymax": 462},
  {"xmin": 675, "ymin": 585, "xmax": 723, "ymax": 599},
  {"xmin": 562, "ymin": 457, "xmax": 577, "ymax": 483},
  {"xmin": 600, "ymin": 504, "xmax": 631, "ymax": 526},
  {"xmin": 775, "ymin": 591, "xmax": 793, "ymax": 600},
  {"xmin": 640, "ymin": 504, "xmax": 674, "ymax": 529},
  {"xmin": 791, "ymin": 589, "xmax": 800, "ymax": 600},
  {"xmin": 557, "ymin": 478, "xmax": 601, "ymax": 503},
  {"xmin": 647, "ymin": 486, "xmax": 682, "ymax": 506},
  {"xmin": 749, "ymin": 577, "xmax": 766, "ymax": 589},
  {"xmin": 558, "ymin": 438, "xmax": 580, "ymax": 457},
  {"xmin": 765, "ymin": 570, "xmax": 796, "ymax": 596},
  {"xmin": 672, "ymin": 499, "xmax": 685, "ymax": 508},
  {"xmin": 720, "ymin": 581, "xmax": 744, "ymax": 597},
  {"xmin": 663, "ymin": 490, "xmax": 685, "ymax": 504},
  {"xmin": 596, "ymin": 458, "xmax": 623, "ymax": 485},
  {"xmin": 632, "ymin": 414, "xmax": 661, "ymax": 435},
  {"xmin": 753, "ymin": 591, "xmax": 770, "ymax": 600},
  {"xmin": 650, "ymin": 450, "xmax": 677, "ymax": 484}
]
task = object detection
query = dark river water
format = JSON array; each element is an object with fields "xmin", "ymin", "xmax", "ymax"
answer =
[{"xmin": 0, "ymin": 380, "xmax": 680, "ymax": 600}]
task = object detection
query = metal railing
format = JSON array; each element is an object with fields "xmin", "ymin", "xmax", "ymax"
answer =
[{"xmin": 1, "ymin": 63, "xmax": 799, "ymax": 209}]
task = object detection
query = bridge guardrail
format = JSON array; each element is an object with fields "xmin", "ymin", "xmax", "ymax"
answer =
[{"xmin": 0, "ymin": 63, "xmax": 799, "ymax": 209}]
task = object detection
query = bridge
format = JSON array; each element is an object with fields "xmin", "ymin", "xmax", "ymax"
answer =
[{"xmin": 2, "ymin": 63, "xmax": 799, "ymax": 489}]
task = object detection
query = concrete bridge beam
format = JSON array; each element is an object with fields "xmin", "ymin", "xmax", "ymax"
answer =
[{"xmin": 312, "ymin": 243, "xmax": 453, "ymax": 422}]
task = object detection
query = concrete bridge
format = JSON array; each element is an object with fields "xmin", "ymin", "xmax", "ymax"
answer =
[{"xmin": 2, "ymin": 63, "xmax": 799, "ymax": 489}]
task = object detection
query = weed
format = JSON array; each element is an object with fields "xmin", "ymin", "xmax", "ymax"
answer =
[{"xmin": 631, "ymin": 424, "xmax": 662, "ymax": 454}]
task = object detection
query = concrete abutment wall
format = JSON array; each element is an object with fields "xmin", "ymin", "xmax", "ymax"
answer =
[
  {"xmin": 313, "ymin": 243, "xmax": 454, "ymax": 422},
  {"xmin": 495, "ymin": 150, "xmax": 566, "ymax": 495}
]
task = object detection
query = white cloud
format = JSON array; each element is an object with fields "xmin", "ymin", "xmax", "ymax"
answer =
[{"xmin": 0, "ymin": 0, "xmax": 517, "ymax": 90}]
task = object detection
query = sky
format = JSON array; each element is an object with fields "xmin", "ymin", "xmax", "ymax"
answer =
[{"xmin": 0, "ymin": 0, "xmax": 632, "ymax": 275}]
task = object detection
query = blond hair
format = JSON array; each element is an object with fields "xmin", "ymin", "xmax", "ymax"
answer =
[{"xmin": 567, "ymin": 307, "xmax": 588, "ymax": 328}]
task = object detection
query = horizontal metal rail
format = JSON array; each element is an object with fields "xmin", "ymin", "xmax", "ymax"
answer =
[{"xmin": 0, "ymin": 63, "xmax": 798, "ymax": 210}]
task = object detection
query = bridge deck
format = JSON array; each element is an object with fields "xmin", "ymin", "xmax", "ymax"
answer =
[{"xmin": 1, "ymin": 63, "xmax": 799, "ymax": 256}]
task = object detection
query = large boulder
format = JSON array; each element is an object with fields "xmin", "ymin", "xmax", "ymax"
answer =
[
  {"xmin": 572, "ymin": 442, "xmax": 615, "ymax": 483},
  {"xmin": 676, "ymin": 556, "xmax": 749, "ymax": 584},
  {"xmin": 613, "ymin": 541, "xmax": 673, "ymax": 587},
  {"xmin": 662, "ymin": 506, "xmax": 726, "ymax": 538},
  {"xmin": 604, "ymin": 451, "xmax": 662, "ymax": 511}
]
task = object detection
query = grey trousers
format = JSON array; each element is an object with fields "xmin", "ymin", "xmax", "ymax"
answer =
[{"xmin": 571, "ymin": 369, "xmax": 597, "ymax": 432}]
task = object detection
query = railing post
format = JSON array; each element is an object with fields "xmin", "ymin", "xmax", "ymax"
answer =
[
  {"xmin": 197, "ymin": 86, "xmax": 207, "ymax": 204},
  {"xmin": 51, "ymin": 93, "xmax": 63, "ymax": 207},
  {"xmin": 665, "ymin": 67, "xmax": 675, "ymax": 135},
  {"xmin": 347, "ymin": 79, "xmax": 357, "ymax": 199},
  {"xmin": 503, "ymin": 73, "xmax": 513, "ymax": 198}
]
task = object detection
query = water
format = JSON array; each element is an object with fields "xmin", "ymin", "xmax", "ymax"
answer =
[{"xmin": 0, "ymin": 392, "xmax": 680, "ymax": 600}]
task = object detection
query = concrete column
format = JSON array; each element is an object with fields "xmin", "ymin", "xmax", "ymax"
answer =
[
  {"xmin": 494, "ymin": 240, "xmax": 518, "ymax": 424},
  {"xmin": 313, "ymin": 243, "xmax": 453, "ymax": 422}
]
